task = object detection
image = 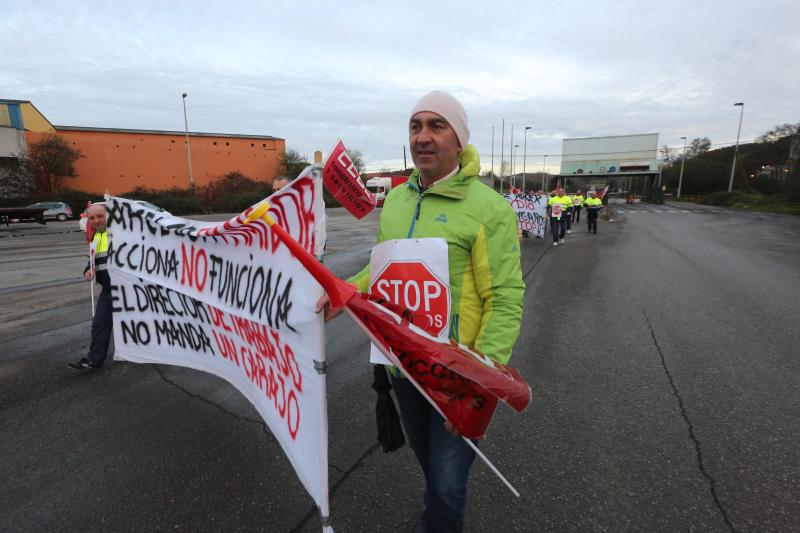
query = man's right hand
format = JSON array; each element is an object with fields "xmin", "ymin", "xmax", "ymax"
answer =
[
  {"xmin": 315, "ymin": 293, "xmax": 343, "ymax": 322},
  {"xmin": 84, "ymin": 270, "xmax": 93, "ymax": 282}
]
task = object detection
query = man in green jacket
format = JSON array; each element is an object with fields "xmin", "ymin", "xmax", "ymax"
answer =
[{"xmin": 317, "ymin": 90, "xmax": 524, "ymax": 532}]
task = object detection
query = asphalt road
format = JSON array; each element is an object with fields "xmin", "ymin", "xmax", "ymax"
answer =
[{"xmin": 1, "ymin": 202, "xmax": 798, "ymax": 532}]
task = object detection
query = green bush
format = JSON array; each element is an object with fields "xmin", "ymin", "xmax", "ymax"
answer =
[
  {"xmin": 703, "ymin": 191, "xmax": 749, "ymax": 206},
  {"xmin": 56, "ymin": 188, "xmax": 98, "ymax": 216},
  {"xmin": 703, "ymin": 191, "xmax": 800, "ymax": 214}
]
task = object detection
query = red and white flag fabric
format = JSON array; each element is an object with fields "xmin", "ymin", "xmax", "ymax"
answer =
[
  {"xmin": 597, "ymin": 185, "xmax": 610, "ymax": 199},
  {"xmin": 322, "ymin": 140, "xmax": 376, "ymax": 219},
  {"xmin": 106, "ymin": 167, "xmax": 332, "ymax": 528},
  {"xmin": 259, "ymin": 210, "xmax": 532, "ymax": 440}
]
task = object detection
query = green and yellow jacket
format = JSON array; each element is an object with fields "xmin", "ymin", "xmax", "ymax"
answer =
[{"xmin": 349, "ymin": 145, "xmax": 525, "ymax": 364}]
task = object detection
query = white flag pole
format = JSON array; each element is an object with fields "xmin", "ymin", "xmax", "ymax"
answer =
[
  {"xmin": 343, "ymin": 307, "xmax": 521, "ymax": 498},
  {"xmin": 311, "ymin": 167, "xmax": 333, "ymax": 533},
  {"xmin": 89, "ymin": 246, "xmax": 96, "ymax": 317}
]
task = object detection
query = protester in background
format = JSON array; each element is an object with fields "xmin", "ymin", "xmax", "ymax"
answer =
[
  {"xmin": 584, "ymin": 192, "xmax": 603, "ymax": 234},
  {"xmin": 273, "ymin": 176, "xmax": 290, "ymax": 191},
  {"xmin": 69, "ymin": 204, "xmax": 113, "ymax": 370},
  {"xmin": 317, "ymin": 90, "xmax": 524, "ymax": 533},
  {"xmin": 547, "ymin": 191, "xmax": 565, "ymax": 246},
  {"xmin": 561, "ymin": 191, "xmax": 575, "ymax": 234},
  {"xmin": 572, "ymin": 190, "xmax": 585, "ymax": 223}
]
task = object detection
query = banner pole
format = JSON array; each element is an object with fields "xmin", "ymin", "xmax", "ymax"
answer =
[
  {"xmin": 90, "ymin": 279, "xmax": 95, "ymax": 317},
  {"xmin": 315, "ymin": 298, "xmax": 333, "ymax": 533},
  {"xmin": 343, "ymin": 307, "xmax": 521, "ymax": 498}
]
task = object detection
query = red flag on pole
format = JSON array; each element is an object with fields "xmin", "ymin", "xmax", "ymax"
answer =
[
  {"xmin": 322, "ymin": 140, "xmax": 377, "ymax": 219},
  {"xmin": 253, "ymin": 203, "xmax": 531, "ymax": 439},
  {"xmin": 597, "ymin": 185, "xmax": 610, "ymax": 199}
]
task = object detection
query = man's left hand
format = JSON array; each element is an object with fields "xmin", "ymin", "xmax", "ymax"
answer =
[{"xmin": 444, "ymin": 420, "xmax": 461, "ymax": 437}]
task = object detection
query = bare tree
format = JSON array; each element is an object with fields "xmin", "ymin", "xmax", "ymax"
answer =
[
  {"xmin": 27, "ymin": 133, "xmax": 82, "ymax": 197},
  {"xmin": 278, "ymin": 148, "xmax": 310, "ymax": 179},
  {"xmin": 349, "ymin": 149, "xmax": 366, "ymax": 175},
  {"xmin": 687, "ymin": 137, "xmax": 712, "ymax": 158},
  {"xmin": 757, "ymin": 122, "xmax": 800, "ymax": 143},
  {"xmin": 660, "ymin": 144, "xmax": 674, "ymax": 167}
]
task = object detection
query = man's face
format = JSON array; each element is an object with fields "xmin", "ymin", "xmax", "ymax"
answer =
[
  {"xmin": 87, "ymin": 205, "xmax": 107, "ymax": 232},
  {"xmin": 273, "ymin": 178, "xmax": 289, "ymax": 191},
  {"xmin": 409, "ymin": 111, "xmax": 461, "ymax": 180}
]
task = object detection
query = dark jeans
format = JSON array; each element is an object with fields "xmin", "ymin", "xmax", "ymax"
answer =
[
  {"xmin": 550, "ymin": 216, "xmax": 562, "ymax": 242},
  {"xmin": 587, "ymin": 210, "xmax": 599, "ymax": 233},
  {"xmin": 391, "ymin": 376, "xmax": 476, "ymax": 533},
  {"xmin": 565, "ymin": 209, "xmax": 573, "ymax": 230},
  {"xmin": 574, "ymin": 206, "xmax": 581, "ymax": 222},
  {"xmin": 88, "ymin": 286, "xmax": 113, "ymax": 367}
]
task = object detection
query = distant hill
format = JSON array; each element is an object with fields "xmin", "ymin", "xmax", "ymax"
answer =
[{"xmin": 660, "ymin": 133, "xmax": 798, "ymax": 198}]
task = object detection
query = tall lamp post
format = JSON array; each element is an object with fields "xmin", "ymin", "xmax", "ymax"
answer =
[
  {"xmin": 522, "ymin": 126, "xmax": 531, "ymax": 191},
  {"xmin": 500, "ymin": 119, "xmax": 505, "ymax": 193},
  {"xmin": 490, "ymin": 126, "xmax": 495, "ymax": 185},
  {"xmin": 181, "ymin": 93, "xmax": 195, "ymax": 189},
  {"xmin": 512, "ymin": 144, "xmax": 519, "ymax": 188},
  {"xmin": 728, "ymin": 102, "xmax": 744, "ymax": 192},
  {"xmin": 541, "ymin": 154, "xmax": 548, "ymax": 191},
  {"xmin": 509, "ymin": 125, "xmax": 515, "ymax": 188},
  {"xmin": 677, "ymin": 136, "xmax": 687, "ymax": 199}
]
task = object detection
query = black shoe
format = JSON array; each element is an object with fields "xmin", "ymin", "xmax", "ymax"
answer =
[{"xmin": 68, "ymin": 357, "xmax": 99, "ymax": 370}]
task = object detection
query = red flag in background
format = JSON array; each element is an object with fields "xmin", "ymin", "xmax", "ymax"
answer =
[
  {"xmin": 597, "ymin": 185, "xmax": 610, "ymax": 199},
  {"xmin": 262, "ymin": 214, "xmax": 531, "ymax": 439},
  {"xmin": 322, "ymin": 140, "xmax": 376, "ymax": 219},
  {"xmin": 509, "ymin": 186, "xmax": 522, "ymax": 195}
]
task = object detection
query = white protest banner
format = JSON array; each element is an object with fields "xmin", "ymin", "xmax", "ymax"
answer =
[
  {"xmin": 106, "ymin": 168, "xmax": 332, "ymax": 527},
  {"xmin": 502, "ymin": 193, "xmax": 548, "ymax": 237}
]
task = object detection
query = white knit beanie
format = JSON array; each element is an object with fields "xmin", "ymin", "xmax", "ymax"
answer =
[{"xmin": 409, "ymin": 90, "xmax": 470, "ymax": 148}]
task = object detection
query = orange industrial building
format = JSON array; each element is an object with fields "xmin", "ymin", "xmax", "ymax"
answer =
[{"xmin": 3, "ymin": 99, "xmax": 285, "ymax": 195}]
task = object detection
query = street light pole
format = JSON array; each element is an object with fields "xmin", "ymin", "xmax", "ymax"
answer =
[
  {"xmin": 728, "ymin": 102, "xmax": 744, "ymax": 192},
  {"xmin": 491, "ymin": 126, "xmax": 495, "ymax": 186},
  {"xmin": 500, "ymin": 119, "xmax": 505, "ymax": 193},
  {"xmin": 513, "ymin": 145, "xmax": 519, "ymax": 189},
  {"xmin": 181, "ymin": 93, "xmax": 195, "ymax": 189},
  {"xmin": 509, "ymin": 125, "xmax": 515, "ymax": 188},
  {"xmin": 542, "ymin": 154, "xmax": 548, "ymax": 191},
  {"xmin": 523, "ymin": 126, "xmax": 531, "ymax": 192},
  {"xmin": 677, "ymin": 136, "xmax": 687, "ymax": 199}
]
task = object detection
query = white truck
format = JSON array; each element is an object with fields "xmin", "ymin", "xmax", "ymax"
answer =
[{"xmin": 366, "ymin": 175, "xmax": 410, "ymax": 207}]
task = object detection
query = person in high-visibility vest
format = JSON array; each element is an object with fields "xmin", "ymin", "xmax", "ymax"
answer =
[
  {"xmin": 547, "ymin": 191, "xmax": 565, "ymax": 246},
  {"xmin": 584, "ymin": 192, "xmax": 603, "ymax": 234},
  {"xmin": 69, "ymin": 204, "xmax": 113, "ymax": 370},
  {"xmin": 560, "ymin": 192, "xmax": 575, "ymax": 234},
  {"xmin": 572, "ymin": 191, "xmax": 585, "ymax": 223}
]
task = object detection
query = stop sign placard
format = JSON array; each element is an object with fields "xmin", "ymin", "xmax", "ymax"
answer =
[{"xmin": 369, "ymin": 261, "xmax": 450, "ymax": 337}]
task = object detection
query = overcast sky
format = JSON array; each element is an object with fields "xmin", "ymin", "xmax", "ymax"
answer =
[{"xmin": 3, "ymin": 0, "xmax": 798, "ymax": 172}]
